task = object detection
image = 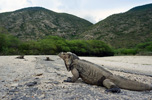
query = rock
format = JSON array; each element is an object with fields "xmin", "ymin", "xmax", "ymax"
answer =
[
  {"xmin": 45, "ymin": 81, "xmax": 60, "ymax": 85},
  {"xmin": 20, "ymin": 96, "xmax": 32, "ymax": 100},
  {"xmin": 11, "ymin": 83, "xmax": 19, "ymax": 87},
  {"xmin": 29, "ymin": 87, "xmax": 38, "ymax": 92},
  {"xmin": 16, "ymin": 55, "xmax": 24, "ymax": 59},
  {"xmin": 36, "ymin": 89, "xmax": 43, "ymax": 95},
  {"xmin": 9, "ymin": 87, "xmax": 19, "ymax": 92},
  {"xmin": 35, "ymin": 73, "xmax": 43, "ymax": 76},
  {"xmin": 44, "ymin": 57, "xmax": 54, "ymax": 61},
  {"xmin": 53, "ymin": 81, "xmax": 60, "ymax": 85},
  {"xmin": 35, "ymin": 78, "xmax": 40, "ymax": 80},
  {"xmin": 25, "ymin": 81, "xmax": 37, "ymax": 87},
  {"xmin": 13, "ymin": 79, "xmax": 19, "ymax": 82},
  {"xmin": 1, "ymin": 80, "xmax": 5, "ymax": 82}
]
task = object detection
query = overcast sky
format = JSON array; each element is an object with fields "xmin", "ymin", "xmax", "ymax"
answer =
[{"xmin": 0, "ymin": 0, "xmax": 151, "ymax": 23}]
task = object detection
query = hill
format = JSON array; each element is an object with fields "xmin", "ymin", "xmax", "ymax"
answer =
[
  {"xmin": 0, "ymin": 7, "xmax": 92, "ymax": 40},
  {"xmin": 1, "ymin": 4, "xmax": 152, "ymax": 49},
  {"xmin": 80, "ymin": 4, "xmax": 152, "ymax": 48}
]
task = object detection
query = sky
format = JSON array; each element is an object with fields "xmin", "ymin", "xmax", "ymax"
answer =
[{"xmin": 0, "ymin": 0, "xmax": 152, "ymax": 23}]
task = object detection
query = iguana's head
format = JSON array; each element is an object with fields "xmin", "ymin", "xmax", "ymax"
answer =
[{"xmin": 58, "ymin": 52, "xmax": 79, "ymax": 71}]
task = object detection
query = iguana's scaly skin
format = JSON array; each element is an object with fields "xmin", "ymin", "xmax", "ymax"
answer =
[{"xmin": 58, "ymin": 52, "xmax": 152, "ymax": 93}]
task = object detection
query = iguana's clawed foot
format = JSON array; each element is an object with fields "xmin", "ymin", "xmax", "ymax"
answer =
[
  {"xmin": 105, "ymin": 87, "xmax": 121, "ymax": 93},
  {"xmin": 63, "ymin": 77, "xmax": 72, "ymax": 82}
]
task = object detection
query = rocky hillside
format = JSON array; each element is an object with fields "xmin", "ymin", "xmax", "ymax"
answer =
[
  {"xmin": 0, "ymin": 4, "xmax": 152, "ymax": 48},
  {"xmin": 0, "ymin": 7, "xmax": 92, "ymax": 40},
  {"xmin": 80, "ymin": 4, "xmax": 152, "ymax": 48}
]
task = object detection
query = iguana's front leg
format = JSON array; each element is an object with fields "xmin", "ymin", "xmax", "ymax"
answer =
[{"xmin": 64, "ymin": 68, "xmax": 79, "ymax": 82}]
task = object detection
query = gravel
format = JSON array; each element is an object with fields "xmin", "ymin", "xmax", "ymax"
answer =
[{"xmin": 0, "ymin": 55, "xmax": 152, "ymax": 100}]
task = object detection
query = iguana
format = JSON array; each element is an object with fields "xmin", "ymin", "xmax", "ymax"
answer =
[{"xmin": 58, "ymin": 52, "xmax": 152, "ymax": 93}]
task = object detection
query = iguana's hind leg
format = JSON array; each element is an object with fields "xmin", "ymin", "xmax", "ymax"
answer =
[{"xmin": 103, "ymin": 79, "xmax": 121, "ymax": 93}]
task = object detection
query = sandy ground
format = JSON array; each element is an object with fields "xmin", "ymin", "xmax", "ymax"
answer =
[
  {"xmin": 0, "ymin": 55, "xmax": 152, "ymax": 100},
  {"xmin": 80, "ymin": 56, "xmax": 152, "ymax": 76}
]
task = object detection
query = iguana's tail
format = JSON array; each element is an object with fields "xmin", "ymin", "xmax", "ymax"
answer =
[{"xmin": 111, "ymin": 76, "xmax": 152, "ymax": 91}]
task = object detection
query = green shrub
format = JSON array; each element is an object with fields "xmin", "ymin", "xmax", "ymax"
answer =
[
  {"xmin": 136, "ymin": 42, "xmax": 152, "ymax": 51},
  {"xmin": 0, "ymin": 34, "xmax": 114, "ymax": 56},
  {"xmin": 115, "ymin": 48, "xmax": 137, "ymax": 55},
  {"xmin": 135, "ymin": 41, "xmax": 152, "ymax": 55},
  {"xmin": 0, "ymin": 33, "xmax": 21, "ymax": 54}
]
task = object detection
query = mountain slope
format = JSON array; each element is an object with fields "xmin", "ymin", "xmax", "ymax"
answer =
[
  {"xmin": 80, "ymin": 4, "xmax": 152, "ymax": 48},
  {"xmin": 0, "ymin": 7, "xmax": 93, "ymax": 40}
]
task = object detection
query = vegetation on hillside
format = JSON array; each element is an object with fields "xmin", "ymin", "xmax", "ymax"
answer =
[
  {"xmin": 115, "ymin": 42, "xmax": 152, "ymax": 55},
  {"xmin": 1, "ymin": 4, "xmax": 152, "ymax": 56},
  {"xmin": 0, "ymin": 4, "xmax": 152, "ymax": 49},
  {"xmin": 80, "ymin": 4, "xmax": 152, "ymax": 48},
  {"xmin": 0, "ymin": 7, "xmax": 92, "ymax": 40},
  {"xmin": 1, "ymin": 33, "xmax": 152, "ymax": 56},
  {"xmin": 0, "ymin": 34, "xmax": 114, "ymax": 56}
]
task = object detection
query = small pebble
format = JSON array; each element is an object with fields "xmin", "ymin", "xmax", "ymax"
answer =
[
  {"xmin": 26, "ymin": 81, "xmax": 37, "ymax": 87},
  {"xmin": 9, "ymin": 87, "xmax": 19, "ymax": 92},
  {"xmin": 11, "ymin": 83, "xmax": 19, "ymax": 87},
  {"xmin": 2, "ymin": 80, "xmax": 5, "ymax": 82},
  {"xmin": 35, "ymin": 73, "xmax": 43, "ymax": 76}
]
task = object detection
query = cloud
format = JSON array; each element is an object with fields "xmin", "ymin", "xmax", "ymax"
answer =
[
  {"xmin": 49, "ymin": 0, "xmax": 132, "ymax": 23},
  {"xmin": 58, "ymin": 8, "xmax": 129, "ymax": 23},
  {"xmin": 28, "ymin": 0, "xmax": 63, "ymax": 12},
  {"xmin": 0, "ymin": 0, "xmax": 32, "ymax": 12},
  {"xmin": 0, "ymin": 0, "xmax": 62, "ymax": 12}
]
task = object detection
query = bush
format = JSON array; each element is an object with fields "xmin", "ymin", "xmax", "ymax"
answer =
[
  {"xmin": 2, "ymin": 33, "xmax": 152, "ymax": 56},
  {"xmin": 114, "ymin": 41, "xmax": 152, "ymax": 55},
  {"xmin": 136, "ymin": 42, "xmax": 152, "ymax": 51},
  {"xmin": 0, "ymin": 33, "xmax": 21, "ymax": 55},
  {"xmin": 114, "ymin": 48, "xmax": 137, "ymax": 55},
  {"xmin": 0, "ymin": 34, "xmax": 114, "ymax": 56},
  {"xmin": 136, "ymin": 41, "xmax": 152, "ymax": 55}
]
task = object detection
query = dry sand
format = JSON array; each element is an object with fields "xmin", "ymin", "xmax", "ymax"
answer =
[
  {"xmin": 81, "ymin": 56, "xmax": 152, "ymax": 76},
  {"xmin": 0, "ymin": 55, "xmax": 152, "ymax": 100}
]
